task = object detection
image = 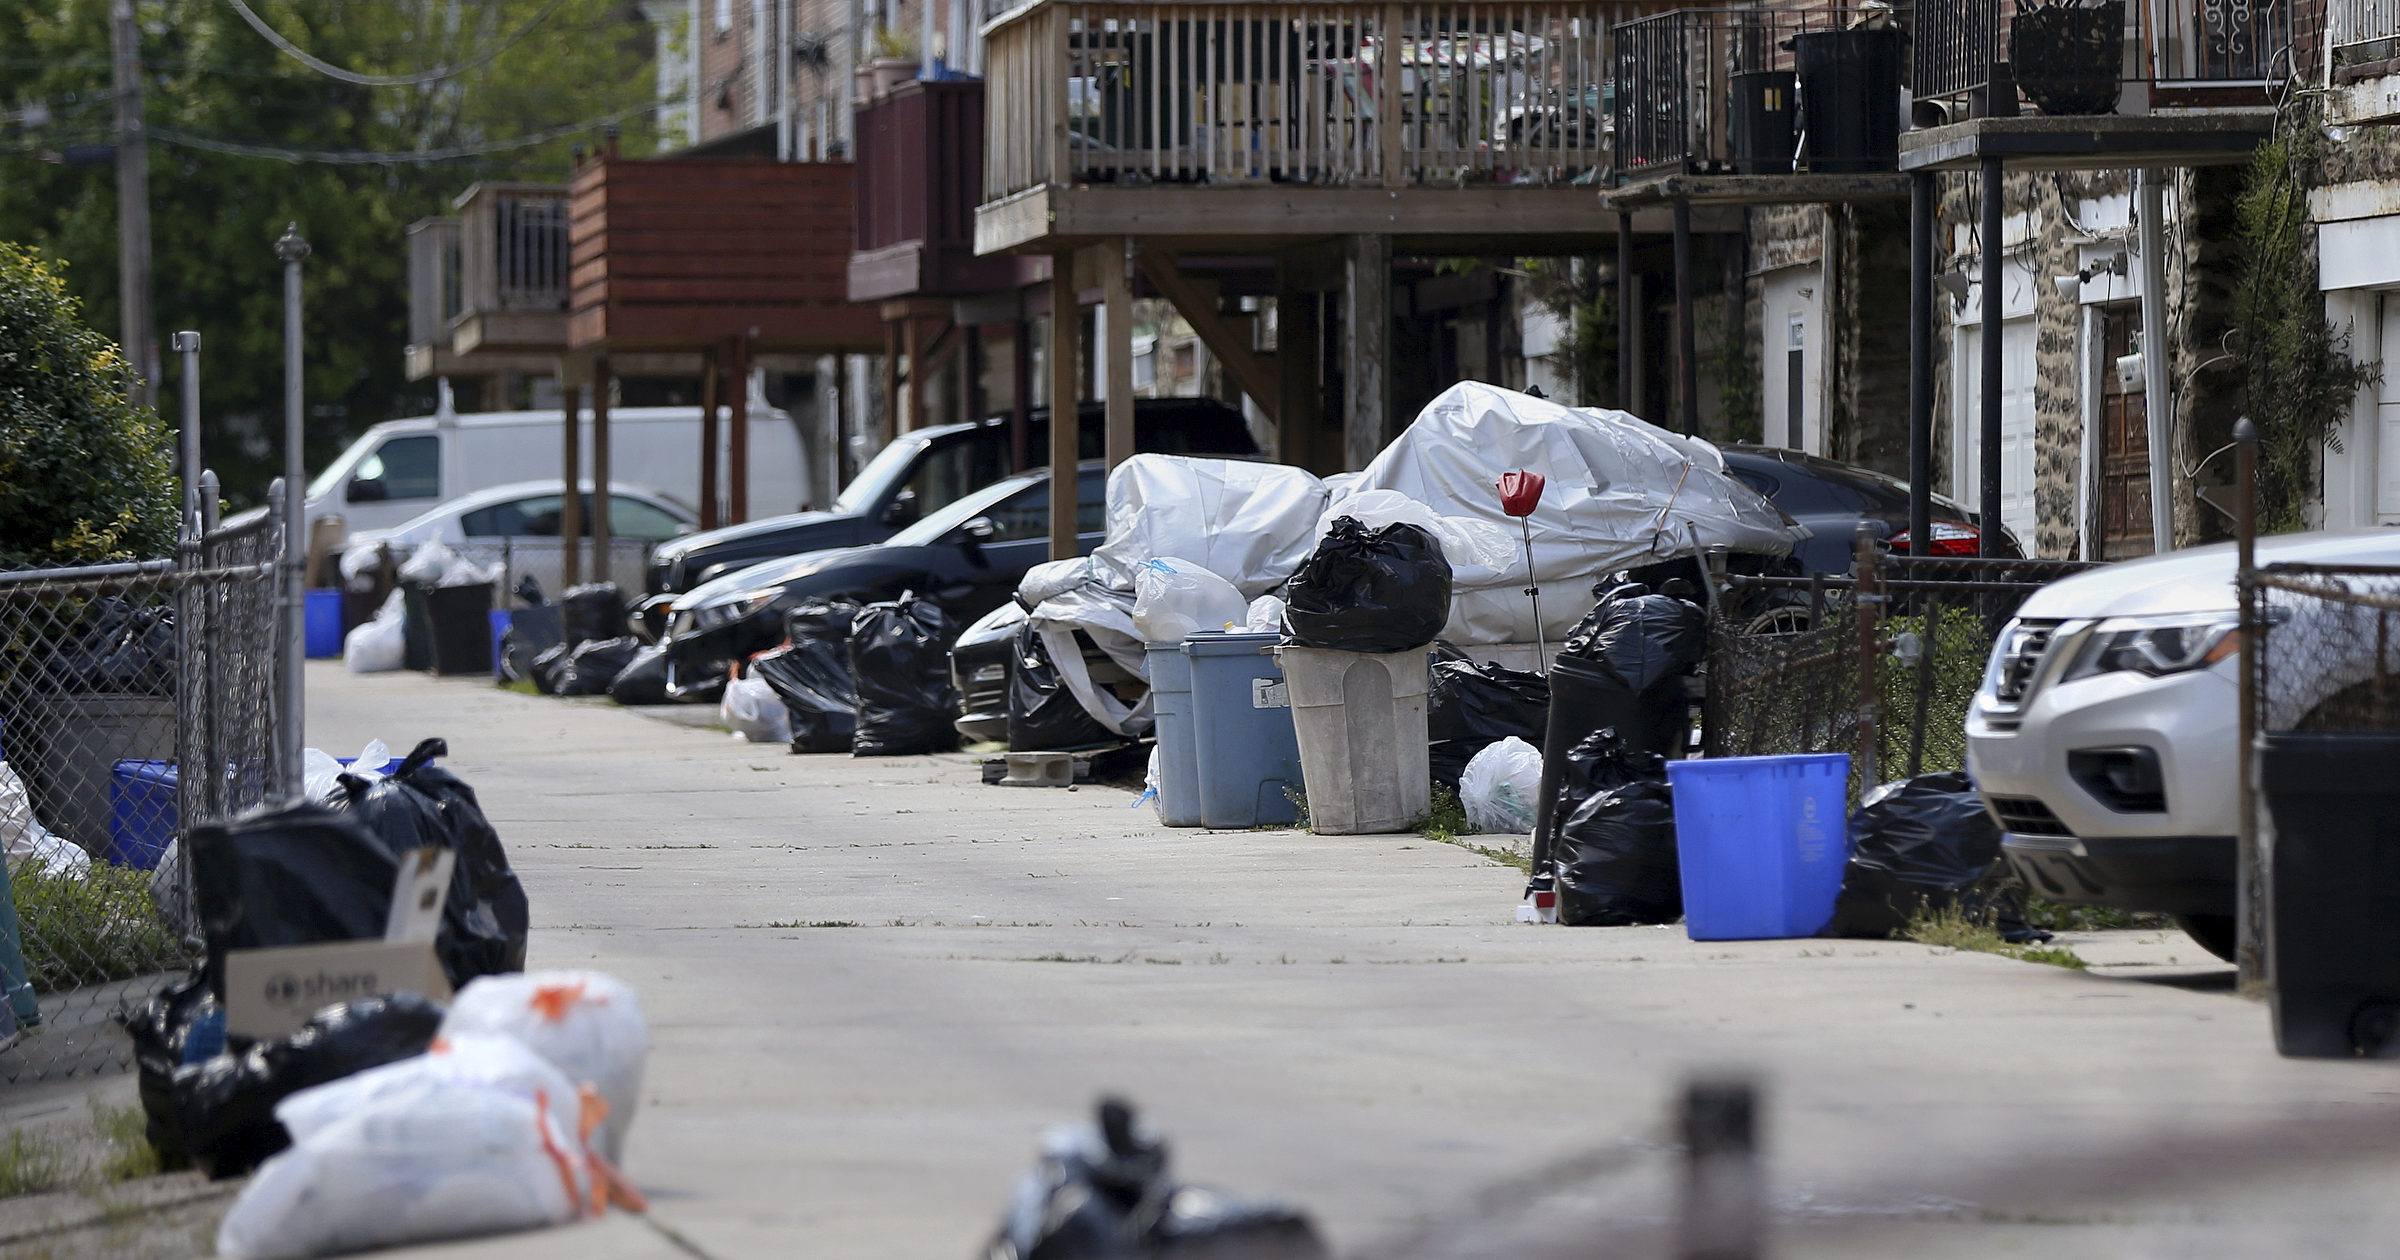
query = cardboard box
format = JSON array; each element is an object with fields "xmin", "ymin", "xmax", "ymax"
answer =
[{"xmin": 222, "ymin": 940, "xmax": 452, "ymax": 1041}]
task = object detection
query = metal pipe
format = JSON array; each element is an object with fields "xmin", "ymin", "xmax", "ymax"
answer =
[
  {"xmin": 274, "ymin": 224, "xmax": 309, "ymax": 800},
  {"xmin": 172, "ymin": 331, "xmax": 201, "ymax": 524},
  {"xmin": 1674, "ymin": 200, "xmax": 1698, "ymax": 436},
  {"xmin": 1979, "ymin": 156, "xmax": 2004, "ymax": 557},
  {"xmin": 2137, "ymin": 168, "xmax": 2176, "ymax": 553},
  {"xmin": 2234, "ymin": 416, "xmax": 2262, "ymax": 990},
  {"xmin": 1909, "ymin": 172, "xmax": 1934, "ymax": 556}
]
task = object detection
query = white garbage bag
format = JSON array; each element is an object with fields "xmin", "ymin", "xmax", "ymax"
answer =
[
  {"xmin": 301, "ymin": 740, "xmax": 394, "ymax": 803},
  {"xmin": 218, "ymin": 1080, "xmax": 589, "ymax": 1259},
  {"xmin": 1243, "ymin": 594, "xmax": 1286, "ymax": 634},
  {"xmin": 437, "ymin": 971, "xmax": 649, "ymax": 1164},
  {"xmin": 342, "ymin": 591, "xmax": 406, "ymax": 674},
  {"xmin": 1335, "ymin": 382, "xmax": 1801, "ymax": 644},
  {"xmin": 1459, "ymin": 736, "xmax": 1543, "ymax": 835},
  {"xmin": 1091, "ymin": 456, "xmax": 1329, "ymax": 596},
  {"xmin": 1019, "ymin": 555, "xmax": 1124, "ymax": 607},
  {"xmin": 721, "ymin": 674, "xmax": 792, "ymax": 744},
  {"xmin": 1131, "ymin": 558, "xmax": 1247, "ymax": 645},
  {"xmin": 0, "ymin": 759, "xmax": 88, "ymax": 879},
  {"xmin": 396, "ymin": 541, "xmax": 498, "ymax": 589}
]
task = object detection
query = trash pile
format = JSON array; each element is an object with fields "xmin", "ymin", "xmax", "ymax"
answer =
[{"xmin": 983, "ymin": 1098, "xmax": 1327, "ymax": 1260}]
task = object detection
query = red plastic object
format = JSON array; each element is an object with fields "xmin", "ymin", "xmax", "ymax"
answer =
[
  {"xmin": 1890, "ymin": 521, "xmax": 1981, "ymax": 556},
  {"xmin": 1497, "ymin": 470, "xmax": 1545, "ymax": 518}
]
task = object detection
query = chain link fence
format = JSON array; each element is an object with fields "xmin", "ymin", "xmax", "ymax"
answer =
[
  {"xmin": 1705, "ymin": 554, "xmax": 2095, "ymax": 801},
  {"xmin": 0, "ymin": 507, "xmax": 285, "ymax": 1083},
  {"xmin": 2249, "ymin": 564, "xmax": 2400, "ymax": 736}
]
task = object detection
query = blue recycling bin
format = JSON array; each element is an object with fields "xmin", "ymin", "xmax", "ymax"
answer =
[
  {"xmin": 489, "ymin": 610, "xmax": 515, "ymax": 681},
  {"xmin": 1666, "ymin": 754, "xmax": 1851, "ymax": 940},
  {"xmin": 1144, "ymin": 644, "xmax": 1203, "ymax": 827},
  {"xmin": 1182, "ymin": 632, "xmax": 1303, "ymax": 829},
  {"xmin": 304, "ymin": 588, "xmax": 344, "ymax": 658},
  {"xmin": 107, "ymin": 760, "xmax": 181, "ymax": 869}
]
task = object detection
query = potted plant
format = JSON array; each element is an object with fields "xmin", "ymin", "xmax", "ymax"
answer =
[
  {"xmin": 869, "ymin": 27, "xmax": 919, "ymax": 98},
  {"xmin": 2012, "ymin": 0, "xmax": 2125, "ymax": 116}
]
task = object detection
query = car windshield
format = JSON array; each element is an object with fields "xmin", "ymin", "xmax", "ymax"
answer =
[
  {"xmin": 888, "ymin": 474, "xmax": 1044, "ymax": 546},
  {"xmin": 831, "ymin": 434, "xmax": 933, "ymax": 515}
]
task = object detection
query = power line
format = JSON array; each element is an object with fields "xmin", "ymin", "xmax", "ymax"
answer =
[
  {"xmin": 220, "ymin": 0, "xmax": 573, "ymax": 88},
  {"xmin": 145, "ymin": 107, "xmax": 645, "ymax": 164}
]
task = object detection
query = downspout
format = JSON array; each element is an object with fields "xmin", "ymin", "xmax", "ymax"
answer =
[{"xmin": 2137, "ymin": 168, "xmax": 2174, "ymax": 551}]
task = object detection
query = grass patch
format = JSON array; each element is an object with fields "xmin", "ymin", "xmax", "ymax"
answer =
[
  {"xmin": 0, "ymin": 1130, "xmax": 71, "ymax": 1198},
  {"xmin": 1409, "ymin": 785, "xmax": 1533, "ymax": 873},
  {"xmin": 743, "ymin": 919, "xmax": 860, "ymax": 929},
  {"xmin": 2022, "ymin": 896, "xmax": 2173, "ymax": 933},
  {"xmin": 91, "ymin": 1102, "xmax": 159, "ymax": 1183},
  {"xmin": 497, "ymin": 676, "xmax": 541, "ymax": 696},
  {"xmin": 1906, "ymin": 906, "xmax": 2087, "ymax": 970},
  {"xmin": 12, "ymin": 863, "xmax": 184, "ymax": 993}
]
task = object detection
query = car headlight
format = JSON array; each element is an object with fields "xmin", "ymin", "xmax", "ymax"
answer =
[
  {"xmin": 2061, "ymin": 614, "xmax": 2238, "ymax": 682},
  {"xmin": 683, "ymin": 593, "xmax": 775, "ymax": 633}
]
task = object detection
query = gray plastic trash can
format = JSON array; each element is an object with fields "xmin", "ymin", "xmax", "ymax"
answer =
[
  {"xmin": 1184, "ymin": 632, "xmax": 1303, "ymax": 829},
  {"xmin": 1276, "ymin": 646, "xmax": 1431, "ymax": 834},
  {"xmin": 1145, "ymin": 643, "xmax": 1204, "ymax": 827}
]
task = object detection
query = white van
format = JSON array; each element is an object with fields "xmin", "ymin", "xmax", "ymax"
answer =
[{"xmin": 301, "ymin": 406, "xmax": 807, "ymax": 539}]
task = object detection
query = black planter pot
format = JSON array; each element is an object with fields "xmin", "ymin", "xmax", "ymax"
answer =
[{"xmin": 2012, "ymin": 1, "xmax": 2124, "ymax": 116}]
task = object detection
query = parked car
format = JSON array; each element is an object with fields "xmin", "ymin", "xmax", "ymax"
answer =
[
  {"xmin": 643, "ymin": 398, "xmax": 1259, "ymax": 595},
  {"xmin": 1720, "ymin": 446, "xmax": 2020, "ymax": 574},
  {"xmin": 343, "ymin": 481, "xmax": 698, "ymax": 596},
  {"xmin": 300, "ymin": 405, "xmax": 801, "ymax": 539},
  {"xmin": 659, "ymin": 463, "xmax": 1108, "ymax": 700},
  {"xmin": 1967, "ymin": 528, "xmax": 2400, "ymax": 962},
  {"xmin": 952, "ymin": 603, "xmax": 1031, "ymax": 745}
]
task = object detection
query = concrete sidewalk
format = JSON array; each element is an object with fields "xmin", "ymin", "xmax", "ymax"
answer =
[{"xmin": 41, "ymin": 662, "xmax": 2395, "ymax": 1259}]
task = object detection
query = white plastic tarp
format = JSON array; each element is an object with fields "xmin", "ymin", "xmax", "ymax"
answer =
[
  {"xmin": 1090, "ymin": 456, "xmax": 1329, "ymax": 597},
  {"xmin": 1020, "ymin": 567, "xmax": 1154, "ymax": 739},
  {"xmin": 1329, "ymin": 382, "xmax": 1800, "ymax": 644}
]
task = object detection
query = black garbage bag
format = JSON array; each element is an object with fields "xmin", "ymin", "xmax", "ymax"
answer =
[
  {"xmin": 1554, "ymin": 727, "xmax": 1660, "ymax": 815},
  {"xmin": 189, "ymin": 805, "xmax": 404, "ymax": 999},
  {"xmin": 174, "ymin": 993, "xmax": 445, "ymax": 1178},
  {"xmin": 1008, "ymin": 623, "xmax": 1122, "ymax": 753},
  {"xmin": 327, "ymin": 738, "xmax": 528, "ymax": 987},
  {"xmin": 755, "ymin": 600, "xmax": 861, "ymax": 753},
  {"xmin": 43, "ymin": 596, "xmax": 177, "ymax": 694},
  {"xmin": 847, "ymin": 594, "xmax": 960, "ymax": 756},
  {"xmin": 560, "ymin": 581, "xmax": 626, "ymax": 648},
  {"xmin": 120, "ymin": 969, "xmax": 217, "ymax": 1166},
  {"xmin": 1559, "ymin": 583, "xmax": 1708, "ymax": 691},
  {"xmin": 985, "ymin": 1097, "xmax": 1328, "ymax": 1260},
  {"xmin": 608, "ymin": 642, "xmax": 672, "ymax": 705},
  {"xmin": 1826, "ymin": 771, "xmax": 2036, "ymax": 940},
  {"xmin": 528, "ymin": 641, "xmax": 572, "ymax": 694},
  {"xmin": 1282, "ymin": 517, "xmax": 1452, "ymax": 654},
  {"xmin": 1427, "ymin": 653, "xmax": 1550, "ymax": 791},
  {"xmin": 1555, "ymin": 779, "xmax": 1681, "ymax": 927},
  {"xmin": 556, "ymin": 635, "xmax": 641, "ymax": 696}
]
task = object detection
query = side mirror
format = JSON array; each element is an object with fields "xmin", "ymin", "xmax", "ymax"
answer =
[
  {"xmin": 345, "ymin": 478, "xmax": 388, "ymax": 504},
  {"xmin": 961, "ymin": 517, "xmax": 998, "ymax": 546},
  {"xmin": 878, "ymin": 491, "xmax": 919, "ymax": 528}
]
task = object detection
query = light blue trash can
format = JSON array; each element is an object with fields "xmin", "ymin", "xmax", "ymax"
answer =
[
  {"xmin": 1145, "ymin": 644, "xmax": 1204, "ymax": 827},
  {"xmin": 1183, "ymin": 632, "xmax": 1303, "ymax": 829},
  {"xmin": 1666, "ymin": 753, "xmax": 1851, "ymax": 940}
]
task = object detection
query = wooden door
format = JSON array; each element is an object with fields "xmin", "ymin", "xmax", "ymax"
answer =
[{"xmin": 2097, "ymin": 305, "xmax": 2153, "ymax": 559}]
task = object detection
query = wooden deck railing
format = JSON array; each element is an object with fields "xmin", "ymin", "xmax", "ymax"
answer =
[
  {"xmin": 456, "ymin": 182, "xmax": 571, "ymax": 317},
  {"xmin": 982, "ymin": 0, "xmax": 1653, "ymax": 201}
]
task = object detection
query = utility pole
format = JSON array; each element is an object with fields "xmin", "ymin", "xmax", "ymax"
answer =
[
  {"xmin": 112, "ymin": 0, "xmax": 155, "ymax": 409},
  {"xmin": 276, "ymin": 224, "xmax": 310, "ymax": 799}
]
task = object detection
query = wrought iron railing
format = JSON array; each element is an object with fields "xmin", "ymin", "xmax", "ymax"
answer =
[
  {"xmin": 1913, "ymin": 0, "xmax": 2292, "ymax": 107},
  {"xmin": 1610, "ymin": 7, "xmax": 1822, "ymax": 176}
]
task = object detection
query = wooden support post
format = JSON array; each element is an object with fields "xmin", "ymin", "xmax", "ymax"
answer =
[
  {"xmin": 1048, "ymin": 261, "xmax": 1080, "ymax": 560},
  {"xmin": 699, "ymin": 346, "xmax": 720, "ymax": 532},
  {"xmin": 963, "ymin": 325, "xmax": 984, "ymax": 427},
  {"xmin": 1103, "ymin": 238, "xmax": 1135, "ymax": 471},
  {"xmin": 1674, "ymin": 201, "xmax": 1698, "ymax": 437},
  {"xmin": 728, "ymin": 335, "xmax": 751, "ymax": 525},
  {"xmin": 1377, "ymin": 4, "xmax": 1402, "ymax": 188},
  {"xmin": 591, "ymin": 355, "xmax": 612, "ymax": 587},
  {"xmin": 1345, "ymin": 234, "xmax": 1391, "ymax": 471},
  {"xmin": 881, "ymin": 319, "xmax": 900, "ymax": 448},
  {"xmin": 902, "ymin": 316, "xmax": 923, "ymax": 436},
  {"xmin": 1617, "ymin": 213, "xmax": 1636, "ymax": 412},
  {"xmin": 1277, "ymin": 273, "xmax": 1320, "ymax": 471},
  {"xmin": 833, "ymin": 353, "xmax": 854, "ymax": 490},
  {"xmin": 560, "ymin": 370, "xmax": 583, "ymax": 589},
  {"xmin": 1011, "ymin": 319, "xmax": 1033, "ymax": 472}
]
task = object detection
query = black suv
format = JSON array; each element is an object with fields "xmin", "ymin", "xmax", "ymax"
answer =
[{"xmin": 643, "ymin": 398, "xmax": 1257, "ymax": 595}]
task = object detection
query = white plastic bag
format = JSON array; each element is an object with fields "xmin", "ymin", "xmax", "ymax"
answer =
[
  {"xmin": 721, "ymin": 674, "xmax": 792, "ymax": 744},
  {"xmin": 1459, "ymin": 736, "xmax": 1543, "ymax": 835},
  {"xmin": 0, "ymin": 759, "xmax": 88, "ymax": 879},
  {"xmin": 275, "ymin": 1033, "xmax": 585, "ymax": 1148},
  {"xmin": 1243, "ymin": 594, "xmax": 1286, "ymax": 634},
  {"xmin": 437, "ymin": 971, "xmax": 649, "ymax": 1164},
  {"xmin": 342, "ymin": 591, "xmax": 406, "ymax": 674},
  {"xmin": 1131, "ymin": 558, "xmax": 1248, "ymax": 645},
  {"xmin": 396, "ymin": 541, "xmax": 497, "ymax": 589},
  {"xmin": 218, "ymin": 1082, "xmax": 587, "ymax": 1260},
  {"xmin": 301, "ymin": 739, "xmax": 394, "ymax": 803}
]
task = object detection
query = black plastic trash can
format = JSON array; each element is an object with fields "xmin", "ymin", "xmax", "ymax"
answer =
[
  {"xmin": 1528, "ymin": 656, "xmax": 1690, "ymax": 877},
  {"xmin": 1730, "ymin": 70, "xmax": 1798, "ymax": 175},
  {"xmin": 419, "ymin": 583, "xmax": 497, "ymax": 677},
  {"xmin": 1794, "ymin": 29, "xmax": 1901, "ymax": 173},
  {"xmin": 2262, "ymin": 731, "xmax": 2400, "ymax": 1057}
]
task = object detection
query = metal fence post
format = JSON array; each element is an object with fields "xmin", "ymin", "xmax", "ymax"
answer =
[
  {"xmin": 1854, "ymin": 523, "xmax": 1883, "ymax": 791},
  {"xmin": 172, "ymin": 331, "xmax": 200, "ymax": 521},
  {"xmin": 2234, "ymin": 417, "xmax": 2263, "ymax": 991},
  {"xmin": 275, "ymin": 225, "xmax": 309, "ymax": 800}
]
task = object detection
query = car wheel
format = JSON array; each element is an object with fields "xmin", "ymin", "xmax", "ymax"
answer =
[
  {"xmin": 1741, "ymin": 604, "xmax": 1815, "ymax": 636},
  {"xmin": 2175, "ymin": 913, "xmax": 2239, "ymax": 963}
]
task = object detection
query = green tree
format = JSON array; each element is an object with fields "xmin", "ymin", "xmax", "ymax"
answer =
[
  {"xmin": 0, "ymin": 0, "xmax": 661, "ymax": 507},
  {"xmin": 0, "ymin": 242, "xmax": 177, "ymax": 566}
]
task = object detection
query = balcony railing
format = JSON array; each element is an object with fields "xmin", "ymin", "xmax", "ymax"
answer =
[
  {"xmin": 1611, "ymin": 7, "xmax": 1825, "ymax": 176},
  {"xmin": 2330, "ymin": 0, "xmax": 2400, "ymax": 59},
  {"xmin": 456, "ymin": 182, "xmax": 570, "ymax": 316},
  {"xmin": 1915, "ymin": 0, "xmax": 2293, "ymax": 106},
  {"xmin": 982, "ymin": 0, "xmax": 1656, "ymax": 201}
]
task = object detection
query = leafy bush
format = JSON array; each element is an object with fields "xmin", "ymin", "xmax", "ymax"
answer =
[
  {"xmin": 0, "ymin": 244, "xmax": 178, "ymax": 569},
  {"xmin": 12, "ymin": 862, "xmax": 184, "ymax": 993}
]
